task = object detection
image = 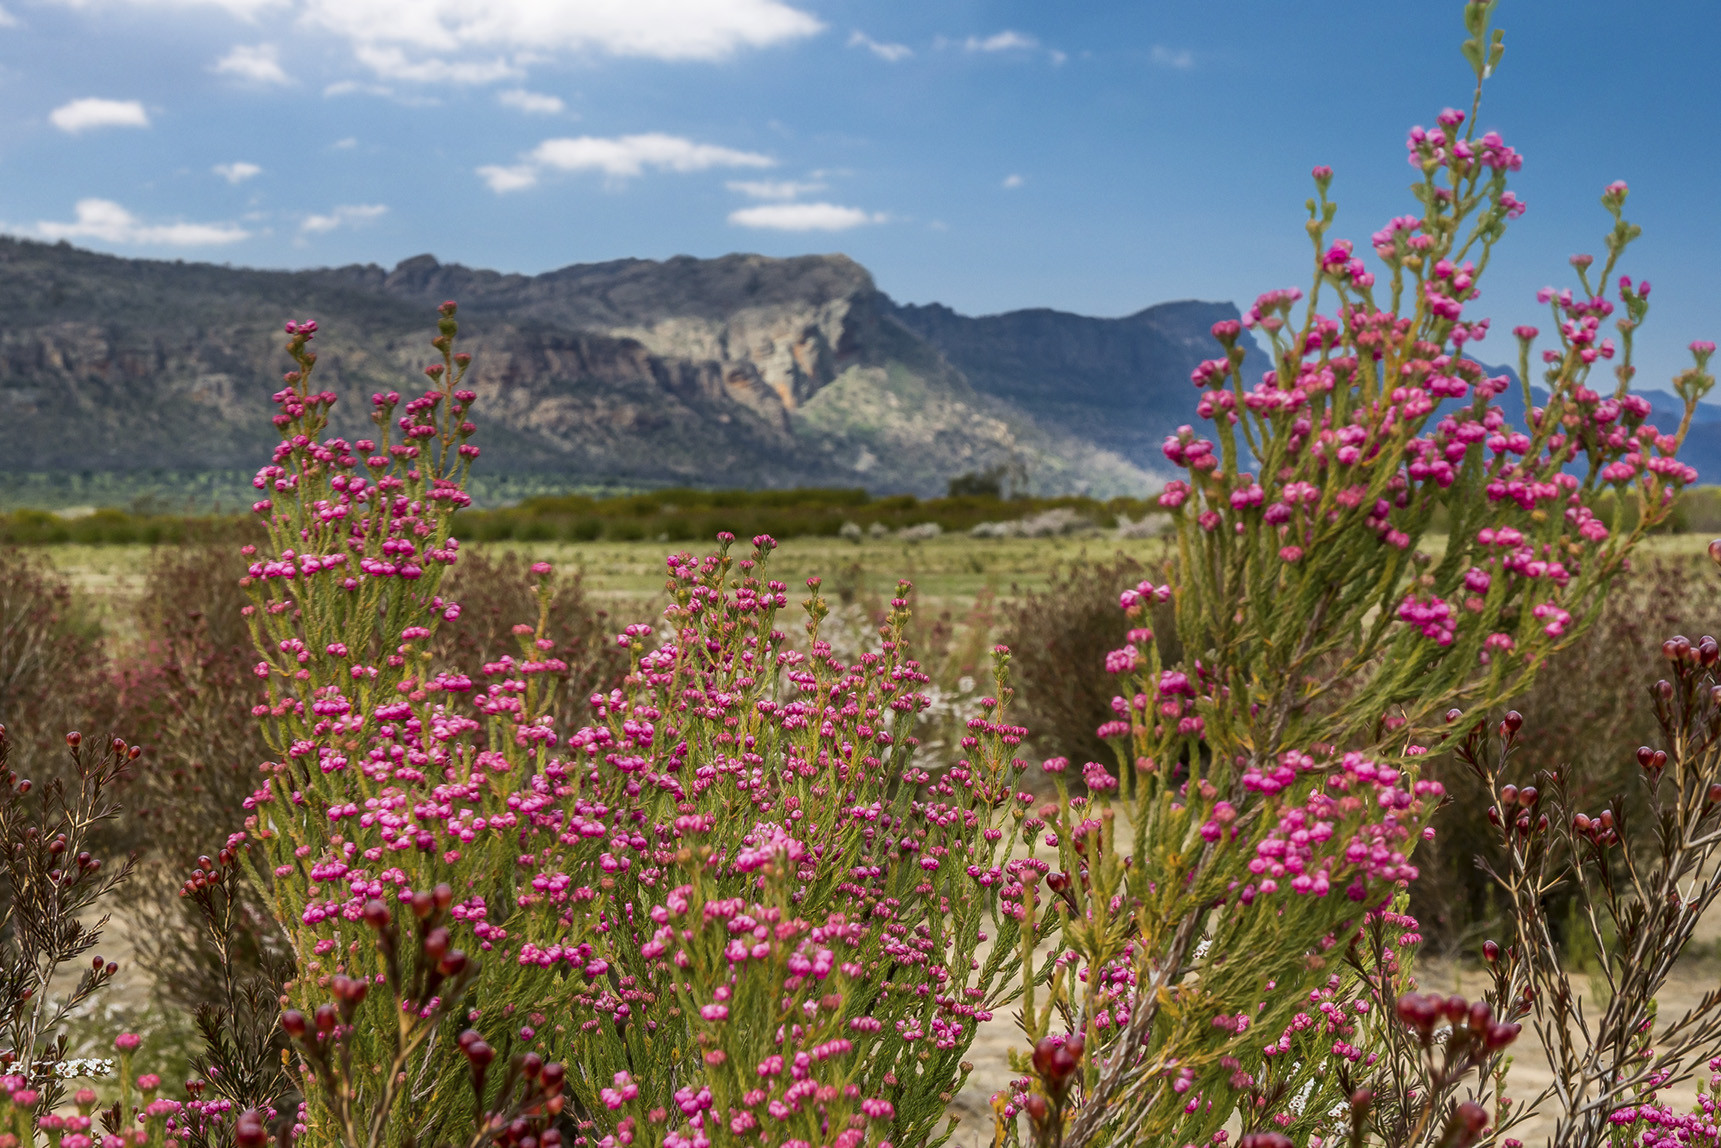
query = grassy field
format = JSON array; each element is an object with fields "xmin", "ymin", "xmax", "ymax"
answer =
[
  {"xmin": 39, "ymin": 531, "xmax": 1186, "ymax": 626},
  {"xmin": 41, "ymin": 528, "xmax": 1718, "ymax": 603}
]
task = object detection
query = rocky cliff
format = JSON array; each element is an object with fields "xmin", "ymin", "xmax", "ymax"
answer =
[{"xmin": 0, "ymin": 239, "xmax": 1237, "ymax": 497}]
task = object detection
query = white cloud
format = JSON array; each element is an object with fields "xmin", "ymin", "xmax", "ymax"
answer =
[
  {"xmin": 1002, "ymin": 173, "xmax": 1023, "ymax": 189},
  {"xmin": 299, "ymin": 0, "xmax": 821, "ymax": 78},
  {"xmin": 480, "ymin": 132, "xmax": 773, "ymax": 192},
  {"xmin": 476, "ymin": 164, "xmax": 538, "ymax": 193},
  {"xmin": 332, "ymin": 136, "xmax": 358, "ymax": 148},
  {"xmin": 37, "ymin": 198, "xmax": 248, "ymax": 246},
  {"xmin": 498, "ymin": 88, "xmax": 565, "ymax": 114},
  {"xmin": 352, "ymin": 43, "xmax": 517, "ymax": 85},
  {"xmin": 49, "ymin": 97, "xmax": 149, "ymax": 134},
  {"xmin": 43, "ymin": 0, "xmax": 822, "ymax": 85},
  {"xmin": 42, "ymin": 0, "xmax": 285, "ymax": 15},
  {"xmin": 0, "ymin": 5, "xmax": 18, "ymax": 26},
  {"xmin": 727, "ymin": 178, "xmax": 824, "ymax": 200},
  {"xmin": 214, "ymin": 43, "xmax": 290, "ymax": 84},
  {"xmin": 1151, "ymin": 44, "xmax": 1195, "ymax": 70},
  {"xmin": 300, "ymin": 203, "xmax": 388, "ymax": 234},
  {"xmin": 848, "ymin": 30, "xmax": 910, "ymax": 61},
  {"xmin": 964, "ymin": 30, "xmax": 1037, "ymax": 53},
  {"xmin": 214, "ymin": 161, "xmax": 263, "ymax": 183},
  {"xmin": 728, "ymin": 202, "xmax": 884, "ymax": 231}
]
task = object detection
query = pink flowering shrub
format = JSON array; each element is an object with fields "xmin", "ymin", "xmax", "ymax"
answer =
[
  {"xmin": 229, "ymin": 307, "xmax": 1035, "ymax": 1147},
  {"xmin": 993, "ymin": 4, "xmax": 1715, "ymax": 1148}
]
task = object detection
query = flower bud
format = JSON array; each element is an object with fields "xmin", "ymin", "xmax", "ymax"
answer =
[{"xmin": 363, "ymin": 900, "xmax": 391, "ymax": 930}]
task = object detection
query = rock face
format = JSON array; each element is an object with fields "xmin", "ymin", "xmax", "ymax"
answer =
[
  {"xmin": 892, "ymin": 298, "xmax": 1241, "ymax": 473},
  {"xmin": 0, "ymin": 238, "xmax": 1236, "ymax": 496}
]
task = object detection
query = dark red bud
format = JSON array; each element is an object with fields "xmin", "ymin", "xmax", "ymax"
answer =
[
  {"xmin": 66, "ymin": 732, "xmax": 82, "ymax": 748},
  {"xmin": 1485, "ymin": 1021, "xmax": 1522, "ymax": 1050},
  {"xmin": 1482, "ymin": 939, "xmax": 1500, "ymax": 962},
  {"xmin": 281, "ymin": 1010, "xmax": 308, "ymax": 1038},
  {"xmin": 1500, "ymin": 784, "xmax": 1519, "ymax": 806},
  {"xmin": 1024, "ymin": 1094, "xmax": 1048, "ymax": 1122},
  {"xmin": 438, "ymin": 950, "xmax": 468, "ymax": 977},
  {"xmin": 1503, "ymin": 710, "xmax": 1523, "ymax": 733},
  {"xmin": 465, "ymin": 1040, "xmax": 495, "ymax": 1067},
  {"xmin": 235, "ymin": 1111, "xmax": 269, "ymax": 1148},
  {"xmin": 314, "ymin": 1003, "xmax": 338, "ymax": 1032},
  {"xmin": 424, "ymin": 927, "xmax": 450, "ymax": 960},
  {"xmin": 434, "ymin": 883, "xmax": 454, "ymax": 910},
  {"xmin": 1519, "ymin": 785, "xmax": 1538, "ymax": 806},
  {"xmin": 363, "ymin": 900, "xmax": 391, "ymax": 930}
]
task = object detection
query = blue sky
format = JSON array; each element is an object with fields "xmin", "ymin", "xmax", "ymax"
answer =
[{"xmin": 3, "ymin": 0, "xmax": 1717, "ymax": 391}]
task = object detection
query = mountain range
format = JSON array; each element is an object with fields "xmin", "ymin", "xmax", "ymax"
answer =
[
  {"xmin": 1, "ymin": 236, "xmax": 1715, "ymax": 502},
  {"xmin": 0, "ymin": 238, "xmax": 1243, "ymax": 499}
]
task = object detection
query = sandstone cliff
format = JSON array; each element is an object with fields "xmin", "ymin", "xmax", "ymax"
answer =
[{"xmin": 0, "ymin": 239, "xmax": 1239, "ymax": 496}]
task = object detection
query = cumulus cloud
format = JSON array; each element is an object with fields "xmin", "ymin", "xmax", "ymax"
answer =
[
  {"xmin": 479, "ymin": 132, "xmax": 772, "ymax": 192},
  {"xmin": 214, "ymin": 43, "xmax": 290, "ymax": 83},
  {"xmin": 727, "ymin": 178, "xmax": 824, "ymax": 199},
  {"xmin": 728, "ymin": 202, "xmax": 883, "ymax": 231},
  {"xmin": 44, "ymin": 0, "xmax": 823, "ymax": 90},
  {"xmin": 1150, "ymin": 44, "xmax": 1195, "ymax": 70},
  {"xmin": 214, "ymin": 161, "xmax": 263, "ymax": 183},
  {"xmin": 497, "ymin": 88, "xmax": 565, "ymax": 114},
  {"xmin": 37, "ymin": 198, "xmax": 247, "ymax": 245},
  {"xmin": 43, "ymin": 0, "xmax": 286, "ymax": 14},
  {"xmin": 964, "ymin": 30, "xmax": 1037, "ymax": 53},
  {"xmin": 300, "ymin": 203, "xmax": 388, "ymax": 234},
  {"xmin": 49, "ymin": 97, "xmax": 149, "ymax": 134},
  {"xmin": 351, "ymin": 44, "xmax": 517, "ymax": 85},
  {"xmin": 848, "ymin": 30, "xmax": 910, "ymax": 61},
  {"xmin": 1002, "ymin": 173, "xmax": 1023, "ymax": 189}
]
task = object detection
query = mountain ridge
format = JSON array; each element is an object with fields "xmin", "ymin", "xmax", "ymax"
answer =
[{"xmin": 0, "ymin": 238, "xmax": 1243, "ymax": 496}]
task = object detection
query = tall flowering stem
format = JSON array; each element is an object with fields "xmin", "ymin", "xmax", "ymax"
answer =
[
  {"xmin": 236, "ymin": 305, "xmax": 1035, "ymax": 1146},
  {"xmin": 1001, "ymin": 5, "xmax": 1713, "ymax": 1148}
]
